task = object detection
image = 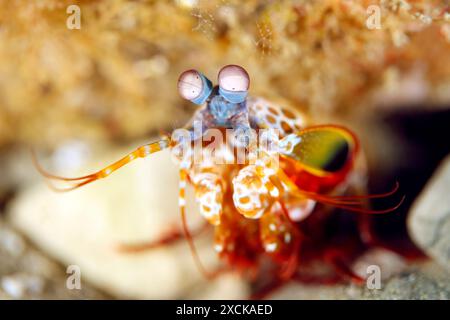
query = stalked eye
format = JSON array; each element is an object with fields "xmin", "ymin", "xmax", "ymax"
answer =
[
  {"xmin": 177, "ymin": 70, "xmax": 203, "ymax": 100},
  {"xmin": 218, "ymin": 65, "xmax": 249, "ymax": 92}
]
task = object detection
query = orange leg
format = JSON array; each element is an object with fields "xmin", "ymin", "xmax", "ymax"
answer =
[
  {"xmin": 178, "ymin": 168, "xmax": 218, "ymax": 280},
  {"xmin": 324, "ymin": 248, "xmax": 364, "ymax": 284},
  {"xmin": 32, "ymin": 138, "xmax": 171, "ymax": 191},
  {"xmin": 117, "ymin": 221, "xmax": 210, "ymax": 253},
  {"xmin": 278, "ymin": 201, "xmax": 302, "ymax": 281}
]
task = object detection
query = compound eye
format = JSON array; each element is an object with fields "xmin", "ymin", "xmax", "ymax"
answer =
[
  {"xmin": 218, "ymin": 65, "xmax": 249, "ymax": 92},
  {"xmin": 177, "ymin": 70, "xmax": 203, "ymax": 100}
]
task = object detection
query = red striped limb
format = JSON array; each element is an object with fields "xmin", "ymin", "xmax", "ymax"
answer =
[
  {"xmin": 117, "ymin": 221, "xmax": 210, "ymax": 253},
  {"xmin": 324, "ymin": 249, "xmax": 365, "ymax": 284},
  {"xmin": 32, "ymin": 138, "xmax": 171, "ymax": 192},
  {"xmin": 278, "ymin": 201, "xmax": 301, "ymax": 280}
]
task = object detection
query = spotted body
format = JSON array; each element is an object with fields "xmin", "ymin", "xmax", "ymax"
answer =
[
  {"xmin": 248, "ymin": 96, "xmax": 307, "ymax": 136},
  {"xmin": 175, "ymin": 91, "xmax": 316, "ymax": 266}
]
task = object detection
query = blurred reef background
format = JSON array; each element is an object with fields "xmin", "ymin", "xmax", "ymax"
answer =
[{"xmin": 0, "ymin": 0, "xmax": 449, "ymax": 299}]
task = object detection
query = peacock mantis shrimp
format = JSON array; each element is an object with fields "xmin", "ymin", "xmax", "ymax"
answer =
[{"xmin": 33, "ymin": 65, "xmax": 404, "ymax": 298}]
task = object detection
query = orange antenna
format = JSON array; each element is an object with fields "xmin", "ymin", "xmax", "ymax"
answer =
[
  {"xmin": 277, "ymin": 170, "xmax": 404, "ymax": 214},
  {"xmin": 32, "ymin": 138, "xmax": 171, "ymax": 192}
]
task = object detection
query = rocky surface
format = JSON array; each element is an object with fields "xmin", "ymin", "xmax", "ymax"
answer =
[
  {"xmin": 0, "ymin": 219, "xmax": 109, "ymax": 299},
  {"xmin": 270, "ymin": 260, "xmax": 450, "ymax": 300},
  {"xmin": 409, "ymin": 155, "xmax": 450, "ymax": 270}
]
